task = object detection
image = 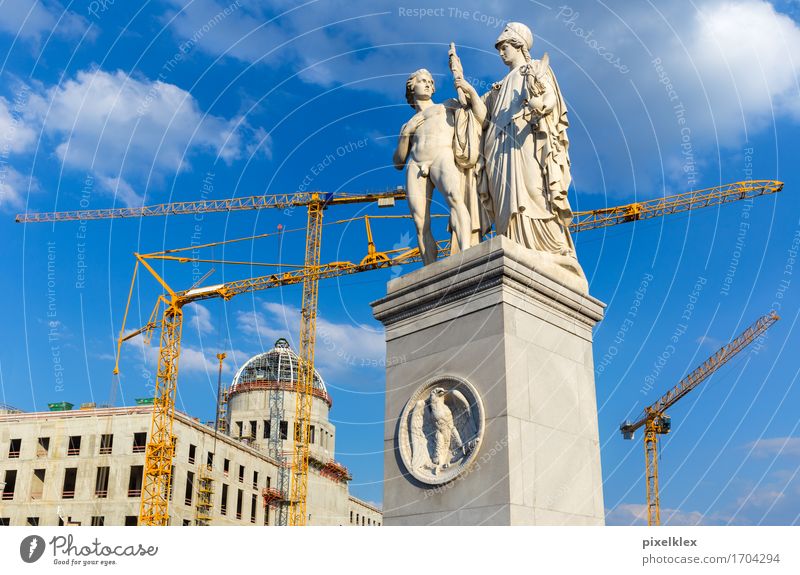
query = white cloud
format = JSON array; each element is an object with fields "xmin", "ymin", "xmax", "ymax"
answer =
[
  {"xmin": 245, "ymin": 126, "xmax": 272, "ymax": 160},
  {"xmin": 162, "ymin": 0, "xmax": 274, "ymax": 65},
  {"xmin": 176, "ymin": 345, "xmax": 225, "ymax": 374},
  {"xmin": 126, "ymin": 333, "xmax": 240, "ymax": 376},
  {"xmin": 0, "ymin": 94, "xmax": 38, "ymax": 153},
  {"xmin": 236, "ymin": 300, "xmax": 385, "ymax": 379},
  {"xmin": 606, "ymin": 502, "xmax": 723, "ymax": 525},
  {"xmin": 175, "ymin": 345, "xmax": 253, "ymax": 377},
  {"xmin": 663, "ymin": 506, "xmax": 726, "ymax": 525},
  {"xmin": 728, "ymin": 472, "xmax": 800, "ymax": 524},
  {"xmin": 236, "ymin": 302, "xmax": 288, "ymax": 344},
  {"xmin": 95, "ymin": 175, "xmax": 142, "ymax": 207},
  {"xmin": 735, "ymin": 488, "xmax": 786, "ymax": 508},
  {"xmin": 163, "ymin": 0, "xmax": 440, "ymax": 90},
  {"xmin": 0, "ymin": 0, "xmax": 88, "ymax": 45},
  {"xmin": 543, "ymin": 0, "xmax": 800, "ymax": 194},
  {"xmin": 609, "ymin": 430, "xmax": 800, "ymax": 526},
  {"xmin": 38, "ymin": 68, "xmax": 243, "ymax": 184},
  {"xmin": 662, "ymin": 0, "xmax": 800, "ymax": 137},
  {"xmin": 0, "ymin": 165, "xmax": 38, "ymax": 212},
  {"xmin": 186, "ymin": 302, "xmax": 215, "ymax": 336},
  {"xmin": 11, "ymin": 68, "xmax": 264, "ymax": 206},
  {"xmin": 609, "ymin": 461, "xmax": 800, "ymax": 525},
  {"xmin": 745, "ymin": 437, "xmax": 800, "ymax": 458},
  {"xmin": 1, "ymin": 87, "xmax": 41, "ymax": 212},
  {"xmin": 695, "ymin": 335, "xmax": 723, "ymax": 348},
  {"xmin": 605, "ymin": 502, "xmax": 648, "ymax": 525}
]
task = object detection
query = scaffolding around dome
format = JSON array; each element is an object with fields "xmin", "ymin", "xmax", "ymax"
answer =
[{"xmin": 228, "ymin": 338, "xmax": 331, "ymax": 406}]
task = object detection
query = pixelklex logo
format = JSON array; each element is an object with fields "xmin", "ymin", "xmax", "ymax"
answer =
[{"xmin": 20, "ymin": 535, "xmax": 46, "ymax": 563}]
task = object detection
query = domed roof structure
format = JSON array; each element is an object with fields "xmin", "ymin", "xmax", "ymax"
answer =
[{"xmin": 229, "ymin": 338, "xmax": 329, "ymax": 402}]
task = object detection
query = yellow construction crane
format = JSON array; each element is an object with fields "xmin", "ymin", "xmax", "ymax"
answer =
[
  {"xmin": 570, "ymin": 180, "xmax": 783, "ymax": 231},
  {"xmin": 110, "ymin": 190, "xmax": 402, "ymax": 525},
  {"xmin": 126, "ymin": 179, "xmax": 785, "ymax": 288},
  {"xmin": 15, "ymin": 180, "xmax": 783, "ymax": 226},
  {"xmin": 15, "ymin": 179, "xmax": 784, "ymax": 526},
  {"xmin": 14, "ymin": 189, "xmax": 405, "ymax": 222},
  {"xmin": 619, "ymin": 311, "xmax": 780, "ymax": 526}
]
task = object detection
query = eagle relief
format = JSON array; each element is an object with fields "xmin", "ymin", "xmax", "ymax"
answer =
[{"xmin": 398, "ymin": 376, "xmax": 485, "ymax": 485}]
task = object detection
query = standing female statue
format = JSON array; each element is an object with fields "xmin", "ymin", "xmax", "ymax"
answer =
[{"xmin": 476, "ymin": 22, "xmax": 586, "ymax": 285}]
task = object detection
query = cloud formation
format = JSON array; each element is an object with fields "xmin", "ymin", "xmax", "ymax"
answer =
[
  {"xmin": 1, "ymin": 89, "xmax": 39, "ymax": 212},
  {"xmin": 0, "ymin": 94, "xmax": 37, "ymax": 154},
  {"xmin": 35, "ymin": 68, "xmax": 246, "ymax": 202},
  {"xmin": 0, "ymin": 165, "xmax": 38, "ymax": 211},
  {"xmin": 641, "ymin": 0, "xmax": 800, "ymax": 141},
  {"xmin": 746, "ymin": 436, "xmax": 800, "ymax": 458},
  {"xmin": 161, "ymin": 0, "xmax": 800, "ymax": 197},
  {"xmin": 125, "ymin": 331, "xmax": 242, "ymax": 378},
  {"xmin": 8, "ymin": 67, "xmax": 264, "ymax": 206},
  {"xmin": 236, "ymin": 300, "xmax": 385, "ymax": 379},
  {"xmin": 0, "ymin": 0, "xmax": 88, "ymax": 46},
  {"xmin": 186, "ymin": 302, "xmax": 215, "ymax": 336},
  {"xmin": 606, "ymin": 502, "xmax": 718, "ymax": 525}
]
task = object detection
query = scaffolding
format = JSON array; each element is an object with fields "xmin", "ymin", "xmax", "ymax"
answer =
[
  {"xmin": 214, "ymin": 352, "xmax": 228, "ymax": 436},
  {"xmin": 262, "ymin": 486, "xmax": 285, "ymax": 509},
  {"xmin": 268, "ymin": 380, "xmax": 290, "ymax": 528},
  {"xmin": 194, "ymin": 465, "xmax": 214, "ymax": 526},
  {"xmin": 217, "ymin": 389, "xmax": 228, "ymax": 435},
  {"xmin": 319, "ymin": 459, "xmax": 352, "ymax": 483},
  {"xmin": 267, "ymin": 339, "xmax": 292, "ymax": 526}
]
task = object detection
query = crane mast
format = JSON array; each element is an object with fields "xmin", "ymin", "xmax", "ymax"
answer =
[
  {"xmin": 620, "ymin": 311, "xmax": 780, "ymax": 526},
  {"xmin": 288, "ymin": 195, "xmax": 324, "ymax": 526},
  {"xmin": 139, "ymin": 298, "xmax": 183, "ymax": 525}
]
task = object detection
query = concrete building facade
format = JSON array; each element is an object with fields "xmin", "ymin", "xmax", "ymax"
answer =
[{"xmin": 0, "ymin": 340, "xmax": 381, "ymax": 527}]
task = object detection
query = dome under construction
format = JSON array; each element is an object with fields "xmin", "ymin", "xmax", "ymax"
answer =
[
  {"xmin": 224, "ymin": 337, "xmax": 341, "ymax": 492},
  {"xmin": 228, "ymin": 338, "xmax": 330, "ymax": 405}
]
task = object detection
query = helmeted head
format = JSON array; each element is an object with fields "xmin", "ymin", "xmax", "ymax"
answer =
[
  {"xmin": 405, "ymin": 68, "xmax": 435, "ymax": 108},
  {"xmin": 495, "ymin": 22, "xmax": 533, "ymax": 63}
]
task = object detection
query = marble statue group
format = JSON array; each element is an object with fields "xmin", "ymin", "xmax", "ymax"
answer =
[{"xmin": 394, "ymin": 21, "xmax": 586, "ymax": 287}]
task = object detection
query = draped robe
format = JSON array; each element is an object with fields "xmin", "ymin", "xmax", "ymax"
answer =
[{"xmin": 480, "ymin": 60, "xmax": 577, "ymax": 257}]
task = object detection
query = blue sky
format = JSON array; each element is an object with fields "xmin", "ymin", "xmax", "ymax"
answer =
[{"xmin": 1, "ymin": 0, "xmax": 799, "ymax": 524}]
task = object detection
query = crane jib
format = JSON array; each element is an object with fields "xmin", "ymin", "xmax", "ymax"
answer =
[
  {"xmin": 619, "ymin": 311, "xmax": 779, "ymax": 437},
  {"xmin": 14, "ymin": 180, "xmax": 782, "ymax": 226}
]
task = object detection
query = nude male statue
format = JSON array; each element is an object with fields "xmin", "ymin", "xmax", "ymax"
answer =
[{"xmin": 393, "ymin": 69, "xmax": 486, "ymax": 265}]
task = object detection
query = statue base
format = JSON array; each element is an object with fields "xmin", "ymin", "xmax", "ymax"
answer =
[{"xmin": 371, "ymin": 236, "xmax": 606, "ymax": 525}]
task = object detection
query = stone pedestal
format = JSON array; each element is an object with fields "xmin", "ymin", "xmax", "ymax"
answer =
[{"xmin": 371, "ymin": 236, "xmax": 606, "ymax": 525}]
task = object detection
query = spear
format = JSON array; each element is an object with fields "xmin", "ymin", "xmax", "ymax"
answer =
[{"xmin": 449, "ymin": 42, "xmax": 468, "ymax": 107}]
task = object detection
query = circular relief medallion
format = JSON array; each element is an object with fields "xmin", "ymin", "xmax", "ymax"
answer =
[{"xmin": 398, "ymin": 375, "xmax": 485, "ymax": 485}]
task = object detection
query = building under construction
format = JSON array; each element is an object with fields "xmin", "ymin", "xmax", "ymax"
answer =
[{"xmin": 0, "ymin": 339, "xmax": 382, "ymax": 527}]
